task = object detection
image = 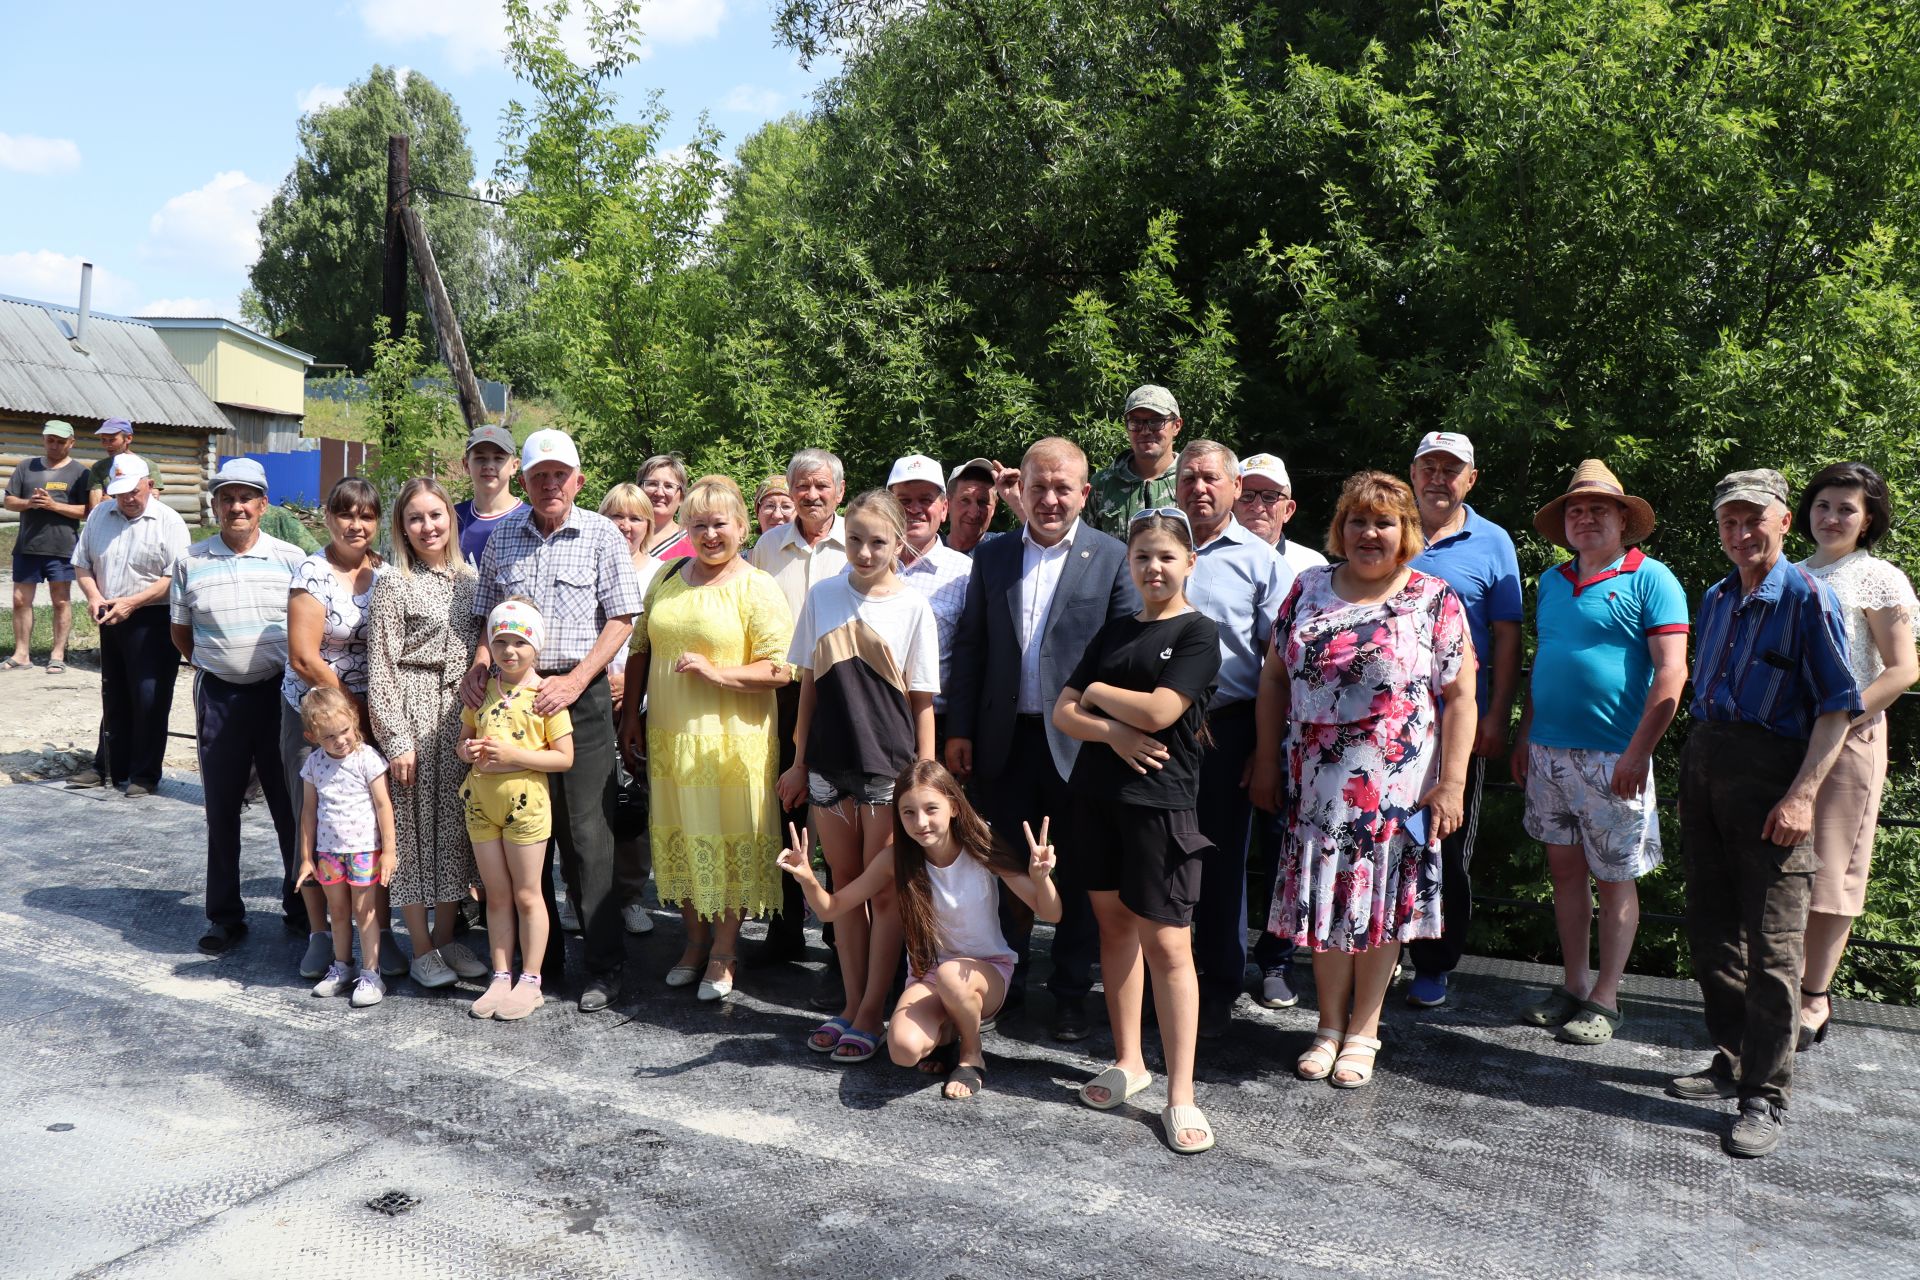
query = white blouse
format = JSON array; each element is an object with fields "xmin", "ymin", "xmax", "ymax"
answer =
[{"xmin": 1798, "ymin": 550, "xmax": 1918, "ymax": 688}]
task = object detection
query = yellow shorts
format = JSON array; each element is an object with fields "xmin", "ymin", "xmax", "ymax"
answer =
[{"xmin": 461, "ymin": 771, "xmax": 552, "ymax": 845}]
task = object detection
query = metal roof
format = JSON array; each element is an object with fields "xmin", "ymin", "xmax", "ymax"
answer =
[
  {"xmin": 0, "ymin": 294, "xmax": 233, "ymax": 432},
  {"xmin": 140, "ymin": 315, "xmax": 315, "ymax": 366}
]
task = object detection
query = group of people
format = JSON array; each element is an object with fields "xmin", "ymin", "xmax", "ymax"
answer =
[{"xmin": 9, "ymin": 383, "xmax": 1909, "ymax": 1160}]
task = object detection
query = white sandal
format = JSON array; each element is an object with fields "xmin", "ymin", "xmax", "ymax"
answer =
[
  {"xmin": 1297, "ymin": 1027, "xmax": 1343, "ymax": 1081},
  {"xmin": 1331, "ymin": 1033, "xmax": 1382, "ymax": 1089},
  {"xmin": 1162, "ymin": 1103, "xmax": 1216, "ymax": 1154}
]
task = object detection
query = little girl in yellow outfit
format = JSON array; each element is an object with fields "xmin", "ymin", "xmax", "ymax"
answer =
[{"xmin": 460, "ymin": 598, "xmax": 575, "ymax": 1020}]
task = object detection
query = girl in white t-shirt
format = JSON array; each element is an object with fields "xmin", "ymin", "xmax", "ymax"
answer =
[
  {"xmin": 294, "ymin": 687, "xmax": 399, "ymax": 1009},
  {"xmin": 779, "ymin": 760, "xmax": 1060, "ymax": 1098},
  {"xmin": 776, "ymin": 489, "xmax": 940, "ymax": 1063}
]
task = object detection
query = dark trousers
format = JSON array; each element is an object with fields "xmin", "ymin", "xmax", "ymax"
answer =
[
  {"xmin": 543, "ymin": 671, "xmax": 625, "ymax": 979},
  {"xmin": 196, "ymin": 671, "xmax": 298, "ymax": 927},
  {"xmin": 980, "ymin": 716, "xmax": 1096, "ymax": 1001},
  {"xmin": 766, "ymin": 681, "xmax": 810, "ymax": 948},
  {"xmin": 1681, "ymin": 723, "xmax": 1815, "ymax": 1109},
  {"xmin": 1194, "ymin": 701, "xmax": 1257, "ymax": 1003},
  {"xmin": 1408, "ymin": 755, "xmax": 1486, "ymax": 976},
  {"xmin": 1251, "ymin": 801, "xmax": 1296, "ymax": 970},
  {"xmin": 99, "ymin": 605, "xmax": 176, "ymax": 788}
]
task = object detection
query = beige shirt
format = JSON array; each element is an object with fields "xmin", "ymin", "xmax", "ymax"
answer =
[{"xmin": 748, "ymin": 513, "xmax": 849, "ymax": 621}]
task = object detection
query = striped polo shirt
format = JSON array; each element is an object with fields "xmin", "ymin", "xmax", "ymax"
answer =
[{"xmin": 169, "ymin": 532, "xmax": 306, "ymax": 684}]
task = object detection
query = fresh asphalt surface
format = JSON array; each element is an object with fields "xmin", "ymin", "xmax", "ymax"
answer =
[{"xmin": 5, "ymin": 772, "xmax": 1917, "ymax": 1279}]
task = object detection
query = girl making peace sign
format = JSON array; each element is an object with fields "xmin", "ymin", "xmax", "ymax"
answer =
[{"xmin": 778, "ymin": 760, "xmax": 1060, "ymax": 1099}]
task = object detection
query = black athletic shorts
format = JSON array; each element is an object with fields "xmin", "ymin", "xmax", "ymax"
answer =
[{"xmin": 1071, "ymin": 796, "xmax": 1210, "ymax": 926}]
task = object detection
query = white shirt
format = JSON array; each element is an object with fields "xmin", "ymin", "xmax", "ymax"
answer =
[
  {"xmin": 900, "ymin": 537, "xmax": 973, "ymax": 712},
  {"xmin": 922, "ymin": 851, "xmax": 1013, "ymax": 974},
  {"xmin": 749, "ymin": 514, "xmax": 849, "ymax": 622},
  {"xmin": 1017, "ymin": 518, "xmax": 1080, "ymax": 714},
  {"xmin": 70, "ymin": 495, "xmax": 191, "ymax": 601},
  {"xmin": 1280, "ymin": 538, "xmax": 1330, "ymax": 575},
  {"xmin": 300, "ymin": 743, "xmax": 388, "ymax": 853}
]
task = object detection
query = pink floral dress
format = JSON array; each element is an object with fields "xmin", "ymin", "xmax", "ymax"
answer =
[{"xmin": 1267, "ymin": 566, "xmax": 1468, "ymax": 953}]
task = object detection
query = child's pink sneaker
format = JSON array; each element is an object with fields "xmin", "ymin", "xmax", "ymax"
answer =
[
  {"xmin": 469, "ymin": 973, "xmax": 514, "ymax": 1019},
  {"xmin": 494, "ymin": 976, "xmax": 545, "ymax": 1021}
]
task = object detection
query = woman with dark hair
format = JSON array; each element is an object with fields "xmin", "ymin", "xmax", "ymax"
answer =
[
  {"xmin": 282, "ymin": 477, "xmax": 403, "ymax": 980},
  {"xmin": 366, "ymin": 477, "xmax": 489, "ymax": 990},
  {"xmin": 776, "ymin": 760, "xmax": 1061, "ymax": 1100},
  {"xmin": 1792, "ymin": 461, "xmax": 1917, "ymax": 1048},
  {"xmin": 1250, "ymin": 471, "xmax": 1476, "ymax": 1090}
]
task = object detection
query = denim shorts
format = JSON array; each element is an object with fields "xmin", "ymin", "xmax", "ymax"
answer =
[{"xmin": 808, "ymin": 770, "xmax": 895, "ymax": 808}]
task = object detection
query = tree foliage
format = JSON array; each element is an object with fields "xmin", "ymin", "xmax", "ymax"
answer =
[{"xmin": 249, "ymin": 66, "xmax": 494, "ymax": 371}]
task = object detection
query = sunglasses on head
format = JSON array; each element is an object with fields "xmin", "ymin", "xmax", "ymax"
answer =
[{"xmin": 1129, "ymin": 506, "xmax": 1192, "ymax": 532}]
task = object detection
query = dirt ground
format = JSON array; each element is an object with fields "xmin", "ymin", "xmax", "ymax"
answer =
[{"xmin": 0, "ymin": 657, "xmax": 199, "ymax": 782}]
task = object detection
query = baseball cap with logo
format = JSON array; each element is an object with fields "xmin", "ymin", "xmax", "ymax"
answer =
[
  {"xmin": 519, "ymin": 428, "xmax": 581, "ymax": 472},
  {"xmin": 465, "ymin": 424, "xmax": 515, "ymax": 456},
  {"xmin": 1413, "ymin": 431, "xmax": 1475, "ymax": 466},
  {"xmin": 211, "ymin": 457, "xmax": 270, "ymax": 497},
  {"xmin": 1240, "ymin": 452, "xmax": 1292, "ymax": 490},
  {"xmin": 42, "ymin": 420, "xmax": 74, "ymax": 439},
  {"xmin": 104, "ymin": 454, "xmax": 151, "ymax": 497},
  {"xmin": 886, "ymin": 454, "xmax": 945, "ymax": 493},
  {"xmin": 1123, "ymin": 384, "xmax": 1180, "ymax": 419}
]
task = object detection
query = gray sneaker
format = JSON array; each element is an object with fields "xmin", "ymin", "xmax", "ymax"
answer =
[
  {"xmin": 299, "ymin": 931, "xmax": 335, "ymax": 979},
  {"xmin": 437, "ymin": 940, "xmax": 490, "ymax": 980},
  {"xmin": 310, "ymin": 961, "xmax": 352, "ymax": 998},
  {"xmin": 378, "ymin": 930, "xmax": 409, "ymax": 977},
  {"xmin": 350, "ymin": 970, "xmax": 386, "ymax": 1008},
  {"xmin": 409, "ymin": 949, "xmax": 458, "ymax": 988},
  {"xmin": 1257, "ymin": 967, "xmax": 1299, "ymax": 1009},
  {"xmin": 621, "ymin": 901, "xmax": 655, "ymax": 935},
  {"xmin": 1726, "ymin": 1098, "xmax": 1785, "ymax": 1158},
  {"xmin": 1667, "ymin": 1065, "xmax": 1740, "ymax": 1101}
]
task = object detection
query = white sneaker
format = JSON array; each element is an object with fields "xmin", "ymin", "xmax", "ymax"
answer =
[
  {"xmin": 437, "ymin": 940, "xmax": 490, "ymax": 980},
  {"xmin": 621, "ymin": 902, "xmax": 655, "ymax": 935},
  {"xmin": 310, "ymin": 961, "xmax": 352, "ymax": 998},
  {"xmin": 557, "ymin": 897, "xmax": 581, "ymax": 933},
  {"xmin": 299, "ymin": 931, "xmax": 334, "ymax": 979},
  {"xmin": 409, "ymin": 949, "xmax": 457, "ymax": 988},
  {"xmin": 350, "ymin": 970, "xmax": 386, "ymax": 1007}
]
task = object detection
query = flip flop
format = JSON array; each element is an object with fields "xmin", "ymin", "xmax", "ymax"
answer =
[
  {"xmin": 0, "ymin": 658, "xmax": 27, "ymax": 671},
  {"xmin": 1162, "ymin": 1103, "xmax": 1216, "ymax": 1154},
  {"xmin": 808, "ymin": 1016, "xmax": 853, "ymax": 1053},
  {"xmin": 1079, "ymin": 1064, "xmax": 1152, "ymax": 1111},
  {"xmin": 943, "ymin": 1062, "xmax": 987, "ymax": 1100},
  {"xmin": 830, "ymin": 1026, "xmax": 881, "ymax": 1064},
  {"xmin": 915, "ymin": 1041, "xmax": 958, "ymax": 1076},
  {"xmin": 1556, "ymin": 1000, "xmax": 1624, "ymax": 1046}
]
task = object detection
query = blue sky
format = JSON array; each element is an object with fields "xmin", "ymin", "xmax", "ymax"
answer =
[{"xmin": 0, "ymin": 0, "xmax": 824, "ymax": 325}]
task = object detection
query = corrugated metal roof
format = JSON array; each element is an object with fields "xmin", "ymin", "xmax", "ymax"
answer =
[{"xmin": 0, "ymin": 295, "xmax": 233, "ymax": 432}]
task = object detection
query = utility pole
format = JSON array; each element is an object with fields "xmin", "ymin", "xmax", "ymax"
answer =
[
  {"xmin": 383, "ymin": 133, "xmax": 486, "ymax": 430},
  {"xmin": 382, "ymin": 135, "xmax": 410, "ymax": 346}
]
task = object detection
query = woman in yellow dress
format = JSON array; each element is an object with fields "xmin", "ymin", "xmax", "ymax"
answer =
[{"xmin": 619, "ymin": 479, "xmax": 794, "ymax": 1000}]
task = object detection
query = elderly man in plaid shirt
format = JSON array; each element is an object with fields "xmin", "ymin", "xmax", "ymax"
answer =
[{"xmin": 464, "ymin": 429, "xmax": 645, "ymax": 1012}]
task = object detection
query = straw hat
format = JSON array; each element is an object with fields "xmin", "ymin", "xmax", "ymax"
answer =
[{"xmin": 1533, "ymin": 460, "xmax": 1656, "ymax": 549}]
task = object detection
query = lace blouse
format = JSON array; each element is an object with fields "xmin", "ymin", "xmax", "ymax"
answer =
[{"xmin": 1797, "ymin": 550, "xmax": 1918, "ymax": 688}]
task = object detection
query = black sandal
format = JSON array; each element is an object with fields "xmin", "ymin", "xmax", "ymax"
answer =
[
  {"xmin": 915, "ymin": 1042, "xmax": 958, "ymax": 1076},
  {"xmin": 1798, "ymin": 987, "xmax": 1833, "ymax": 1052},
  {"xmin": 943, "ymin": 1062, "xmax": 987, "ymax": 1100}
]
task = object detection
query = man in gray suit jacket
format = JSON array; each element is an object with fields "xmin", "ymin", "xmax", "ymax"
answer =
[{"xmin": 946, "ymin": 437, "xmax": 1139, "ymax": 1041}]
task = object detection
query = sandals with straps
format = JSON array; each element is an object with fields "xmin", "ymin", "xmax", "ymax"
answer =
[
  {"xmin": 1297, "ymin": 1027, "xmax": 1343, "ymax": 1081},
  {"xmin": 1331, "ymin": 1034, "xmax": 1382, "ymax": 1089}
]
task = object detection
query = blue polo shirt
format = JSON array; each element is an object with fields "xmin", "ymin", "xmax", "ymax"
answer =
[
  {"xmin": 1689, "ymin": 555, "xmax": 1860, "ymax": 739},
  {"xmin": 1530, "ymin": 548, "xmax": 1691, "ymax": 753},
  {"xmin": 1410, "ymin": 504, "xmax": 1523, "ymax": 715},
  {"xmin": 1186, "ymin": 517, "xmax": 1295, "ymax": 706}
]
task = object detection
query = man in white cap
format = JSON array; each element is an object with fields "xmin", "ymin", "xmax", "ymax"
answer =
[
  {"xmin": 1234, "ymin": 452, "xmax": 1327, "ymax": 575},
  {"xmin": 944, "ymin": 457, "xmax": 1003, "ymax": 555},
  {"xmin": 464, "ymin": 429, "xmax": 645, "ymax": 1010},
  {"xmin": 72, "ymin": 455, "xmax": 189, "ymax": 796},
  {"xmin": 1087, "ymin": 384, "xmax": 1183, "ymax": 535},
  {"xmin": 1404, "ymin": 430, "xmax": 1523, "ymax": 1009},
  {"xmin": 4, "ymin": 419, "xmax": 93, "ymax": 673},
  {"xmin": 170, "ymin": 458, "xmax": 307, "ymax": 953},
  {"xmin": 890, "ymin": 454, "xmax": 974, "ymax": 748}
]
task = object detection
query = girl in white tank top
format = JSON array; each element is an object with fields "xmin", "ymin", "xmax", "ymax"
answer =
[{"xmin": 778, "ymin": 760, "xmax": 1061, "ymax": 1100}]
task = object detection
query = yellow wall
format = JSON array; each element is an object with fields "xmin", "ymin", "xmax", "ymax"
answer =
[{"xmin": 153, "ymin": 329, "xmax": 306, "ymax": 416}]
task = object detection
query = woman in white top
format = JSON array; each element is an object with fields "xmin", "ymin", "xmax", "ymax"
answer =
[
  {"xmin": 1792, "ymin": 461, "xmax": 1918, "ymax": 1049},
  {"xmin": 778, "ymin": 759, "xmax": 1061, "ymax": 1099}
]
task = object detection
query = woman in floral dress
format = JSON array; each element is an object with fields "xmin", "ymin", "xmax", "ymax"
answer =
[
  {"xmin": 367, "ymin": 477, "xmax": 487, "ymax": 989},
  {"xmin": 1251, "ymin": 471, "xmax": 1476, "ymax": 1088}
]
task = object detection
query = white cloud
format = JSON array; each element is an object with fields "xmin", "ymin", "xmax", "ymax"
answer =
[
  {"xmin": 721, "ymin": 84, "xmax": 784, "ymax": 115},
  {"xmin": 135, "ymin": 297, "xmax": 222, "ymax": 317},
  {"xmin": 144, "ymin": 171, "xmax": 272, "ymax": 273},
  {"xmin": 296, "ymin": 83, "xmax": 349, "ymax": 114},
  {"xmin": 0, "ymin": 132, "xmax": 82, "ymax": 175},
  {"xmin": 358, "ymin": 0, "xmax": 723, "ymax": 69},
  {"xmin": 0, "ymin": 251, "xmax": 139, "ymax": 311}
]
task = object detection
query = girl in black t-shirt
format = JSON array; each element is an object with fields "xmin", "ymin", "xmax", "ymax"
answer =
[{"xmin": 1053, "ymin": 510, "xmax": 1221, "ymax": 1155}]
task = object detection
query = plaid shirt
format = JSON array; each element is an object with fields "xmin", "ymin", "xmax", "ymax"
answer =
[
  {"xmin": 1689, "ymin": 555, "xmax": 1860, "ymax": 739},
  {"xmin": 1087, "ymin": 450, "xmax": 1178, "ymax": 537},
  {"xmin": 473, "ymin": 504, "xmax": 644, "ymax": 671},
  {"xmin": 901, "ymin": 538, "xmax": 973, "ymax": 712}
]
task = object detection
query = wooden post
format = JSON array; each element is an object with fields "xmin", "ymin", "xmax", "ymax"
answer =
[
  {"xmin": 382, "ymin": 136, "xmax": 410, "ymax": 346},
  {"xmin": 400, "ymin": 204, "xmax": 486, "ymax": 430}
]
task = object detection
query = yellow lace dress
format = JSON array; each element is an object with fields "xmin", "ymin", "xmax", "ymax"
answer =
[{"xmin": 634, "ymin": 564, "xmax": 793, "ymax": 919}]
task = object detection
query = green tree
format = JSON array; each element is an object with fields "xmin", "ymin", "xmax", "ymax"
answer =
[
  {"xmin": 249, "ymin": 66, "xmax": 494, "ymax": 371},
  {"xmin": 365, "ymin": 318, "xmax": 463, "ymax": 488}
]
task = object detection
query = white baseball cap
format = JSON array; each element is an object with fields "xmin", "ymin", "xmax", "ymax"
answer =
[
  {"xmin": 520, "ymin": 428, "xmax": 581, "ymax": 472},
  {"xmin": 885, "ymin": 454, "xmax": 945, "ymax": 493},
  {"xmin": 1239, "ymin": 452, "xmax": 1291, "ymax": 489},
  {"xmin": 104, "ymin": 454, "xmax": 151, "ymax": 497},
  {"xmin": 1413, "ymin": 431, "xmax": 1475, "ymax": 466}
]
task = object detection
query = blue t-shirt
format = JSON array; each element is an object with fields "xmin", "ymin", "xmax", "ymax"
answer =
[
  {"xmin": 1409, "ymin": 504, "xmax": 1523, "ymax": 715},
  {"xmin": 454, "ymin": 498, "xmax": 522, "ymax": 568},
  {"xmin": 1530, "ymin": 549, "xmax": 1691, "ymax": 753}
]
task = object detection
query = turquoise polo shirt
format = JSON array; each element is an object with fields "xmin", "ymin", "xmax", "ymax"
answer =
[
  {"xmin": 1530, "ymin": 548, "xmax": 1691, "ymax": 753},
  {"xmin": 1410, "ymin": 504, "xmax": 1523, "ymax": 716}
]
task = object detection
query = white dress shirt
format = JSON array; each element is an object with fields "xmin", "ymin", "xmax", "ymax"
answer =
[
  {"xmin": 1017, "ymin": 518, "xmax": 1080, "ymax": 714},
  {"xmin": 749, "ymin": 514, "xmax": 849, "ymax": 622},
  {"xmin": 71, "ymin": 495, "xmax": 191, "ymax": 600}
]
